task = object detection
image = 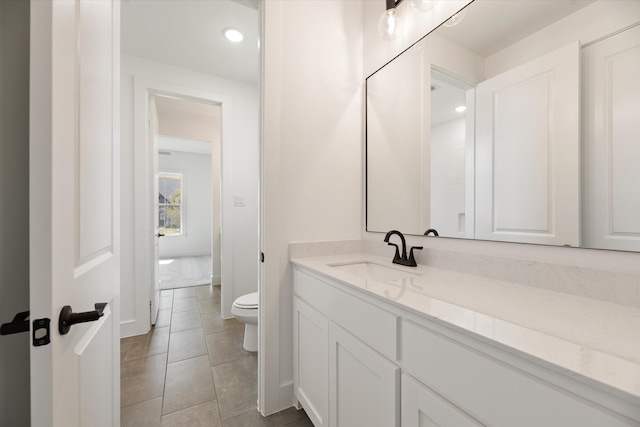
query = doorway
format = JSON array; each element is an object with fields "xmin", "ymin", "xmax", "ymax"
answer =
[{"xmin": 152, "ymin": 94, "xmax": 222, "ymax": 295}]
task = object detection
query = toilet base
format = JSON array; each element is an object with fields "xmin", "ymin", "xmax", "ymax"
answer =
[{"xmin": 243, "ymin": 323, "xmax": 258, "ymax": 352}]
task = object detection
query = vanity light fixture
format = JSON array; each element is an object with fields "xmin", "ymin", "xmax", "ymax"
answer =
[
  {"xmin": 223, "ymin": 27, "xmax": 244, "ymax": 43},
  {"xmin": 378, "ymin": 0, "xmax": 405, "ymax": 40},
  {"xmin": 455, "ymin": 105, "xmax": 467, "ymax": 113},
  {"xmin": 443, "ymin": 9, "xmax": 466, "ymax": 27},
  {"xmin": 410, "ymin": 0, "xmax": 436, "ymax": 13}
]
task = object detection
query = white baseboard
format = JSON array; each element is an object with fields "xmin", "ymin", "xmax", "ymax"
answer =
[
  {"xmin": 211, "ymin": 274, "xmax": 221, "ymax": 285},
  {"xmin": 159, "ymin": 250, "xmax": 211, "ymax": 259},
  {"xmin": 120, "ymin": 319, "xmax": 148, "ymax": 339}
]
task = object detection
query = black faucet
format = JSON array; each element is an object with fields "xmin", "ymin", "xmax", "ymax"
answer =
[
  {"xmin": 384, "ymin": 230, "xmax": 422, "ymax": 267},
  {"xmin": 424, "ymin": 228, "xmax": 439, "ymax": 236}
]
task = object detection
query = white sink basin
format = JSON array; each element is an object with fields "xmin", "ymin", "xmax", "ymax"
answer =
[{"xmin": 330, "ymin": 261, "xmax": 419, "ymax": 282}]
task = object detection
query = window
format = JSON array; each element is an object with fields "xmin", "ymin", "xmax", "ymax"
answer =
[{"xmin": 158, "ymin": 172, "xmax": 183, "ymax": 235}]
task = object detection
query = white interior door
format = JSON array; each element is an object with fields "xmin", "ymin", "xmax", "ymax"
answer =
[
  {"xmin": 150, "ymin": 96, "xmax": 161, "ymax": 325},
  {"xmin": 475, "ymin": 41, "xmax": 580, "ymax": 246},
  {"xmin": 582, "ymin": 25, "xmax": 640, "ymax": 251},
  {"xmin": 29, "ymin": 1, "xmax": 120, "ymax": 426}
]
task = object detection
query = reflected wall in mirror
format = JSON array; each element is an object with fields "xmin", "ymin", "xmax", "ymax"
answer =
[{"xmin": 366, "ymin": 0, "xmax": 640, "ymax": 251}]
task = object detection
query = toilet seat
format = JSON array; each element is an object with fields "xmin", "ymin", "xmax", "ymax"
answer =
[{"xmin": 233, "ymin": 291, "xmax": 258, "ymax": 309}]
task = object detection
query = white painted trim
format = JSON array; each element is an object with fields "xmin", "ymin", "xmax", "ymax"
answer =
[
  {"xmin": 131, "ymin": 77, "xmax": 233, "ymax": 335},
  {"xmin": 259, "ymin": 0, "xmax": 287, "ymax": 416},
  {"xmin": 158, "ymin": 250, "xmax": 212, "ymax": 259}
]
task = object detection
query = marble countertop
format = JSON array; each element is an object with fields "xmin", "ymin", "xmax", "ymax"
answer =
[{"xmin": 291, "ymin": 252, "xmax": 640, "ymax": 402}]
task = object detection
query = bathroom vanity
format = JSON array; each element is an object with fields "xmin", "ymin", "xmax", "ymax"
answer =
[{"xmin": 291, "ymin": 253, "xmax": 640, "ymax": 427}]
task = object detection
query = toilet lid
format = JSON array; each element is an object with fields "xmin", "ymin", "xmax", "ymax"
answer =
[{"xmin": 234, "ymin": 292, "xmax": 258, "ymax": 308}]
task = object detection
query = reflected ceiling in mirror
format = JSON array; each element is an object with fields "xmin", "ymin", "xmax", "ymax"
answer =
[{"xmin": 366, "ymin": 0, "xmax": 640, "ymax": 251}]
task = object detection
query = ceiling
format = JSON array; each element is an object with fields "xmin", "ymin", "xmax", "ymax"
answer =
[
  {"xmin": 121, "ymin": 0, "xmax": 260, "ymax": 85},
  {"xmin": 154, "ymin": 95, "xmax": 220, "ymax": 155},
  {"xmin": 437, "ymin": 0, "xmax": 595, "ymax": 57}
]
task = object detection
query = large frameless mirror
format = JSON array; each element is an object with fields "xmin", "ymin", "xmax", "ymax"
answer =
[{"xmin": 366, "ymin": 0, "xmax": 640, "ymax": 251}]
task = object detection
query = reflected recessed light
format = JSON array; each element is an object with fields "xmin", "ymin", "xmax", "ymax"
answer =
[
  {"xmin": 455, "ymin": 106, "xmax": 467, "ymax": 113},
  {"xmin": 223, "ymin": 27, "xmax": 244, "ymax": 43}
]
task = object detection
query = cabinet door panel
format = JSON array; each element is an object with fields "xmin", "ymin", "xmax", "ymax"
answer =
[
  {"xmin": 329, "ymin": 323, "xmax": 400, "ymax": 427},
  {"xmin": 402, "ymin": 374, "xmax": 483, "ymax": 427},
  {"xmin": 403, "ymin": 320, "xmax": 633, "ymax": 426},
  {"xmin": 294, "ymin": 298, "xmax": 329, "ymax": 427}
]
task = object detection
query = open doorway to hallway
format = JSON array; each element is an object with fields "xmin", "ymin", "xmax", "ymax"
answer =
[{"xmin": 152, "ymin": 94, "xmax": 222, "ymax": 292}]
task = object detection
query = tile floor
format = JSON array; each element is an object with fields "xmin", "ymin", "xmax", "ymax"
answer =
[
  {"xmin": 121, "ymin": 284, "xmax": 313, "ymax": 427},
  {"xmin": 159, "ymin": 256, "xmax": 212, "ymax": 290}
]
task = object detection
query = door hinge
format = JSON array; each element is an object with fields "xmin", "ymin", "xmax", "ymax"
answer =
[
  {"xmin": 32, "ymin": 318, "xmax": 51, "ymax": 347},
  {"xmin": 260, "ymin": 252, "xmax": 265, "ymax": 263}
]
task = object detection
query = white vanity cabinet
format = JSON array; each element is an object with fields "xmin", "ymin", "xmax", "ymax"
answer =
[
  {"xmin": 294, "ymin": 297, "xmax": 329, "ymax": 427},
  {"xmin": 293, "ymin": 265, "xmax": 639, "ymax": 427},
  {"xmin": 401, "ymin": 374, "xmax": 482, "ymax": 427},
  {"xmin": 294, "ymin": 268, "xmax": 401, "ymax": 427},
  {"xmin": 329, "ymin": 323, "xmax": 400, "ymax": 427}
]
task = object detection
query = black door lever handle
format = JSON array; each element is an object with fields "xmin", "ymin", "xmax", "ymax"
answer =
[
  {"xmin": 59, "ymin": 303, "xmax": 107, "ymax": 335},
  {"xmin": 1, "ymin": 311, "xmax": 29, "ymax": 335}
]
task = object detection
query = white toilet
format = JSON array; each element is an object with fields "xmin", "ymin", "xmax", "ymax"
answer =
[{"xmin": 231, "ymin": 292, "xmax": 258, "ymax": 352}]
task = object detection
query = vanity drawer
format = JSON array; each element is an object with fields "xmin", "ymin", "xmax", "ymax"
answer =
[
  {"xmin": 402, "ymin": 320, "xmax": 633, "ymax": 426},
  {"xmin": 294, "ymin": 268, "xmax": 399, "ymax": 360}
]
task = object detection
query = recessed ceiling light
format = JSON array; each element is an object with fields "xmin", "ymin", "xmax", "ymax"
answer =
[
  {"xmin": 455, "ymin": 106, "xmax": 467, "ymax": 113},
  {"xmin": 223, "ymin": 27, "xmax": 244, "ymax": 43}
]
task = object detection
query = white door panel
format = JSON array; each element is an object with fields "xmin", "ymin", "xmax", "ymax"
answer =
[
  {"xmin": 582, "ymin": 25, "xmax": 640, "ymax": 251},
  {"xmin": 476, "ymin": 41, "xmax": 580, "ymax": 246},
  {"xmin": 30, "ymin": 1, "xmax": 120, "ymax": 425}
]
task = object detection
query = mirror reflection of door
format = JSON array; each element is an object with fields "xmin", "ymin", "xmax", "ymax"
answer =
[
  {"xmin": 475, "ymin": 42, "xmax": 580, "ymax": 247},
  {"xmin": 582, "ymin": 24, "xmax": 640, "ymax": 251}
]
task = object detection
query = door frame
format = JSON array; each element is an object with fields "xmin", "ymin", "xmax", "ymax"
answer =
[{"xmin": 124, "ymin": 77, "xmax": 233, "ymax": 337}]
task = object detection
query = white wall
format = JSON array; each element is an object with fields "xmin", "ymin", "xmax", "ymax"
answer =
[
  {"xmin": 0, "ymin": 1, "xmax": 30, "ymax": 425},
  {"xmin": 431, "ymin": 118, "xmax": 466, "ymax": 237},
  {"xmin": 158, "ymin": 151, "xmax": 212, "ymax": 259},
  {"xmin": 120, "ymin": 55, "xmax": 259, "ymax": 335},
  {"xmin": 261, "ymin": 0, "xmax": 364, "ymax": 415}
]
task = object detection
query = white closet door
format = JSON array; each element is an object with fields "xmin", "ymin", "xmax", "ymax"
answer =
[
  {"xmin": 582, "ymin": 25, "xmax": 640, "ymax": 251},
  {"xmin": 476, "ymin": 42, "xmax": 580, "ymax": 246}
]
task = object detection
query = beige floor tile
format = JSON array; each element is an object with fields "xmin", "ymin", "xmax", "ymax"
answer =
[
  {"xmin": 198, "ymin": 296, "xmax": 221, "ymax": 314},
  {"xmin": 201, "ymin": 312, "xmax": 239, "ymax": 335},
  {"xmin": 168, "ymin": 327, "xmax": 208, "ymax": 363},
  {"xmin": 172, "ymin": 296, "xmax": 199, "ymax": 313},
  {"xmin": 163, "ymin": 355, "xmax": 216, "ymax": 415},
  {"xmin": 212, "ymin": 357, "xmax": 258, "ymax": 420},
  {"xmin": 121, "ymin": 333, "xmax": 150, "ymax": 361},
  {"xmin": 121, "ymin": 353, "xmax": 167, "ymax": 407},
  {"xmin": 160, "ymin": 295, "xmax": 174, "ymax": 310},
  {"xmin": 121, "ymin": 397, "xmax": 162, "ymax": 427},
  {"xmin": 171, "ymin": 309, "xmax": 203, "ymax": 333},
  {"xmin": 206, "ymin": 329, "xmax": 251, "ymax": 367},
  {"xmin": 222, "ymin": 409, "xmax": 283, "ymax": 427},
  {"xmin": 146, "ymin": 326, "xmax": 170, "ymax": 356},
  {"xmin": 161, "ymin": 400, "xmax": 222, "ymax": 427},
  {"xmin": 278, "ymin": 407, "xmax": 313, "ymax": 426},
  {"xmin": 173, "ymin": 287, "xmax": 197, "ymax": 299},
  {"xmin": 196, "ymin": 284, "xmax": 221, "ymax": 300},
  {"xmin": 155, "ymin": 308, "xmax": 172, "ymax": 328}
]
